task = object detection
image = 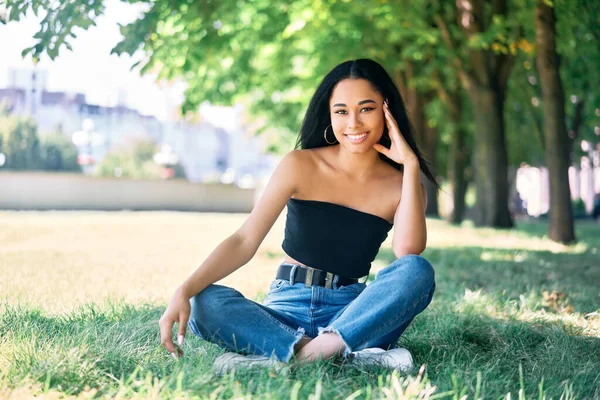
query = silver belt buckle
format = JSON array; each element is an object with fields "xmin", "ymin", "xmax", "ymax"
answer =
[
  {"xmin": 325, "ymin": 272, "xmax": 334, "ymax": 289},
  {"xmin": 288, "ymin": 264, "xmax": 298, "ymax": 286},
  {"xmin": 304, "ymin": 268, "xmax": 314, "ymax": 286}
]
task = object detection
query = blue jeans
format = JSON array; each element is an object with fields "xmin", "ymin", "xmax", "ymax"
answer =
[{"xmin": 187, "ymin": 255, "xmax": 435, "ymax": 363}]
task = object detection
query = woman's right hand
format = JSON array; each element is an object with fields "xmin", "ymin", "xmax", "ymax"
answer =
[{"xmin": 159, "ymin": 287, "xmax": 191, "ymax": 359}]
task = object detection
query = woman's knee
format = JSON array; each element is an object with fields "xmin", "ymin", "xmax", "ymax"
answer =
[
  {"xmin": 388, "ymin": 255, "xmax": 436, "ymax": 311},
  {"xmin": 188, "ymin": 284, "xmax": 240, "ymax": 337},
  {"xmin": 388, "ymin": 254, "xmax": 435, "ymax": 290},
  {"xmin": 189, "ymin": 284, "xmax": 238, "ymax": 324}
]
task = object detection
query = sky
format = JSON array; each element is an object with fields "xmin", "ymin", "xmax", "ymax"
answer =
[{"xmin": 0, "ymin": 0, "xmax": 185, "ymax": 121}]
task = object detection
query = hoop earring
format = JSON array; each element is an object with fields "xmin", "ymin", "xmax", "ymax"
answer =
[{"xmin": 324, "ymin": 125, "xmax": 337, "ymax": 144}]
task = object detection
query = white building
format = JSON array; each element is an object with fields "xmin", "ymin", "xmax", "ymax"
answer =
[
  {"xmin": 1, "ymin": 68, "xmax": 162, "ymax": 143},
  {"xmin": 161, "ymin": 120, "xmax": 228, "ymax": 183},
  {"xmin": 0, "ymin": 68, "xmax": 270, "ymax": 185}
]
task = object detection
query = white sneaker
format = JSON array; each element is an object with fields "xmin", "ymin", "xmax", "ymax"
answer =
[
  {"xmin": 349, "ymin": 347, "xmax": 414, "ymax": 371},
  {"xmin": 213, "ymin": 352, "xmax": 285, "ymax": 375}
]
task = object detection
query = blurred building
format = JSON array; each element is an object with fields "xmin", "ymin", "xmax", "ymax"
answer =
[
  {"xmin": 0, "ymin": 68, "xmax": 162, "ymax": 144},
  {"xmin": 161, "ymin": 120, "xmax": 227, "ymax": 182},
  {"xmin": 516, "ymin": 154, "xmax": 600, "ymax": 217},
  {"xmin": 195, "ymin": 102, "xmax": 267, "ymax": 185},
  {"xmin": 0, "ymin": 68, "xmax": 270, "ymax": 185}
]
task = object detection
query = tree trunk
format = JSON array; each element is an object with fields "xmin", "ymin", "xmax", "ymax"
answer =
[
  {"xmin": 423, "ymin": 121, "xmax": 439, "ymax": 217},
  {"xmin": 534, "ymin": 1, "xmax": 575, "ymax": 243},
  {"xmin": 397, "ymin": 62, "xmax": 439, "ymax": 217},
  {"xmin": 434, "ymin": 0, "xmax": 516, "ymax": 227},
  {"xmin": 567, "ymin": 99, "xmax": 585, "ymax": 166},
  {"xmin": 467, "ymin": 85, "xmax": 513, "ymax": 227},
  {"xmin": 447, "ymin": 93, "xmax": 468, "ymax": 224}
]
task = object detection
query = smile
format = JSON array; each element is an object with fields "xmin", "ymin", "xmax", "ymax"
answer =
[{"xmin": 345, "ymin": 131, "xmax": 369, "ymax": 143}]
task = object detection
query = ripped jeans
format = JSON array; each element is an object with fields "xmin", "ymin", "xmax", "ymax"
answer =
[{"xmin": 187, "ymin": 254, "xmax": 436, "ymax": 363}]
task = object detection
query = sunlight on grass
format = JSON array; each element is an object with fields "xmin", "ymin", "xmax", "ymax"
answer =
[
  {"xmin": 1, "ymin": 211, "xmax": 599, "ymax": 399},
  {"xmin": 1, "ymin": 211, "xmax": 596, "ymax": 314},
  {"xmin": 427, "ymin": 219, "xmax": 591, "ymax": 254}
]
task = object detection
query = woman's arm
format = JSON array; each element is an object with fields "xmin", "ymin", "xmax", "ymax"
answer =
[
  {"xmin": 373, "ymin": 101, "xmax": 428, "ymax": 258},
  {"xmin": 159, "ymin": 150, "xmax": 302, "ymax": 357},
  {"xmin": 179, "ymin": 150, "xmax": 302, "ymax": 298},
  {"xmin": 391, "ymin": 159, "xmax": 428, "ymax": 258}
]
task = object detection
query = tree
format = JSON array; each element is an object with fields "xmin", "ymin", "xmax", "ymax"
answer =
[
  {"xmin": 95, "ymin": 139, "xmax": 184, "ymax": 179},
  {"xmin": 534, "ymin": 0, "xmax": 575, "ymax": 243},
  {"xmin": 556, "ymin": 0, "xmax": 600, "ymax": 165},
  {"xmin": 39, "ymin": 132, "xmax": 81, "ymax": 171},
  {"xmin": 3, "ymin": 0, "xmax": 448, "ymax": 178},
  {"xmin": 13, "ymin": 0, "xmax": 589, "ymax": 232},
  {"xmin": 0, "ymin": 113, "xmax": 41, "ymax": 170},
  {"xmin": 434, "ymin": 1, "xmax": 528, "ymax": 228},
  {"xmin": 433, "ymin": 80, "xmax": 473, "ymax": 224}
]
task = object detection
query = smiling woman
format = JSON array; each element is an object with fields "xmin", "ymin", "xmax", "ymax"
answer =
[
  {"xmin": 297, "ymin": 59, "xmax": 435, "ymax": 180},
  {"xmin": 159, "ymin": 58, "xmax": 439, "ymax": 375},
  {"xmin": 332, "ymin": 85, "xmax": 383, "ymax": 145}
]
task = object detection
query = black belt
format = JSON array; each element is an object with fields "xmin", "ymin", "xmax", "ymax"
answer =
[{"xmin": 276, "ymin": 263, "xmax": 358, "ymax": 289}]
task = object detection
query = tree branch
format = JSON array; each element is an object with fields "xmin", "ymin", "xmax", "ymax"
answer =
[
  {"xmin": 473, "ymin": 0, "xmax": 486, "ymax": 32},
  {"xmin": 497, "ymin": 24, "xmax": 523, "ymax": 98},
  {"xmin": 432, "ymin": 68, "xmax": 458, "ymax": 117},
  {"xmin": 492, "ymin": 0, "xmax": 508, "ymax": 19},
  {"xmin": 434, "ymin": 13, "xmax": 475, "ymax": 90},
  {"xmin": 567, "ymin": 99, "xmax": 585, "ymax": 164},
  {"xmin": 456, "ymin": 0, "xmax": 487, "ymax": 87}
]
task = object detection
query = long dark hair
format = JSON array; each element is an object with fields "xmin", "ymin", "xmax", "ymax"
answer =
[{"xmin": 295, "ymin": 58, "xmax": 438, "ymax": 188}]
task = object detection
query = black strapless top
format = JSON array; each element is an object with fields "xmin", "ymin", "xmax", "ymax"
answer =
[{"xmin": 281, "ymin": 198, "xmax": 393, "ymax": 278}]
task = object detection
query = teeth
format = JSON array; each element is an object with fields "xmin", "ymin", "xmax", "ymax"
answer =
[{"xmin": 348, "ymin": 133, "xmax": 367, "ymax": 139}]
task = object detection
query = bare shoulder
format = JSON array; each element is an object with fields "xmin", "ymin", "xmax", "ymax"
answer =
[
  {"xmin": 234, "ymin": 149, "xmax": 305, "ymax": 251},
  {"xmin": 277, "ymin": 149, "xmax": 309, "ymax": 177},
  {"xmin": 294, "ymin": 146, "xmax": 327, "ymax": 162},
  {"xmin": 285, "ymin": 147, "xmax": 324, "ymax": 173},
  {"xmin": 302, "ymin": 146, "xmax": 339, "ymax": 171}
]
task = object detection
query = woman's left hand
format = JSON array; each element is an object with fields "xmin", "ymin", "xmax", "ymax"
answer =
[{"xmin": 373, "ymin": 100, "xmax": 418, "ymax": 166}]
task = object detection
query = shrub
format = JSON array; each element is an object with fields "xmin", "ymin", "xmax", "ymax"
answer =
[
  {"xmin": 39, "ymin": 133, "xmax": 81, "ymax": 172},
  {"xmin": 0, "ymin": 114, "xmax": 41, "ymax": 170},
  {"xmin": 95, "ymin": 140, "xmax": 185, "ymax": 180}
]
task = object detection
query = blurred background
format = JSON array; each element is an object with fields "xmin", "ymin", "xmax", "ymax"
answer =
[{"xmin": 0, "ymin": 0, "xmax": 598, "ymax": 243}]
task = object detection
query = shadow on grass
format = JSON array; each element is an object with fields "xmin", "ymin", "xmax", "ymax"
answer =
[
  {"xmin": 375, "ymin": 243, "xmax": 600, "ymax": 314},
  {"xmin": 1, "ymin": 298, "xmax": 599, "ymax": 399},
  {"xmin": 514, "ymin": 219, "xmax": 600, "ymax": 244},
  {"xmin": 373, "ymin": 240, "xmax": 600, "ymax": 397},
  {"xmin": 3, "ymin": 219, "xmax": 598, "ymax": 398},
  {"xmin": 404, "ymin": 304, "xmax": 600, "ymax": 398},
  {"xmin": 255, "ymin": 223, "xmax": 600, "ymax": 397}
]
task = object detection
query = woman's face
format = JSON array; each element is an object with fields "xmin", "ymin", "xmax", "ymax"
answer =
[{"xmin": 329, "ymin": 78, "xmax": 385, "ymax": 153}]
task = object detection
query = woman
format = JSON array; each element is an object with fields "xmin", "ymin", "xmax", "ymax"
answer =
[{"xmin": 159, "ymin": 58, "xmax": 437, "ymax": 374}]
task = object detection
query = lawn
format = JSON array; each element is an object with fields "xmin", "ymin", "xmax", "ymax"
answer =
[{"xmin": 0, "ymin": 211, "xmax": 599, "ymax": 399}]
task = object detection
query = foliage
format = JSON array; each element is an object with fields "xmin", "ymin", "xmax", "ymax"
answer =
[
  {"xmin": 0, "ymin": 109, "xmax": 81, "ymax": 172},
  {"xmin": 2, "ymin": 1, "xmax": 456, "ymax": 148},
  {"xmin": 2, "ymin": 0, "xmax": 104, "ymax": 61},
  {"xmin": 505, "ymin": 52, "xmax": 546, "ymax": 167},
  {"xmin": 94, "ymin": 139, "xmax": 158, "ymax": 179},
  {"xmin": 3, "ymin": 0, "xmax": 599, "ymax": 229},
  {"xmin": 572, "ymin": 198, "xmax": 588, "ymax": 218},
  {"xmin": 0, "ymin": 112, "xmax": 41, "ymax": 170},
  {"xmin": 3, "ymin": 0, "xmax": 597, "ymax": 160},
  {"xmin": 39, "ymin": 132, "xmax": 80, "ymax": 172},
  {"xmin": 94, "ymin": 139, "xmax": 185, "ymax": 179},
  {"xmin": 503, "ymin": 0, "xmax": 600, "ymax": 167},
  {"xmin": 555, "ymin": 0, "xmax": 600, "ymax": 161}
]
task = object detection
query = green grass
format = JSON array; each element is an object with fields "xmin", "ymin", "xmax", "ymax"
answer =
[{"xmin": 1, "ymin": 212, "xmax": 599, "ymax": 399}]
